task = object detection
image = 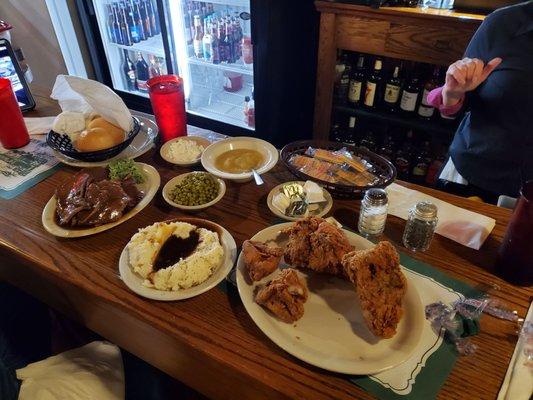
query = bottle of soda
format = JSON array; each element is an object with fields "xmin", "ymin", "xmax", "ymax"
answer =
[
  {"xmin": 193, "ymin": 15, "xmax": 204, "ymax": 59},
  {"xmin": 127, "ymin": 1, "xmax": 141, "ymax": 43},
  {"xmin": 148, "ymin": 55, "xmax": 162, "ymax": 78},
  {"xmin": 135, "ymin": 52, "xmax": 150, "ymax": 92},
  {"xmin": 119, "ymin": 3, "xmax": 133, "ymax": 46},
  {"xmin": 122, "ymin": 50, "xmax": 137, "ymax": 91}
]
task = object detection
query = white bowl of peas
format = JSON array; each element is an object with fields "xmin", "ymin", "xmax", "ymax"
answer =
[{"xmin": 162, "ymin": 171, "xmax": 226, "ymax": 212}]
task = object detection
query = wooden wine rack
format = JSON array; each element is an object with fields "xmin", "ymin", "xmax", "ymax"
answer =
[{"xmin": 313, "ymin": 1, "xmax": 485, "ymax": 139}]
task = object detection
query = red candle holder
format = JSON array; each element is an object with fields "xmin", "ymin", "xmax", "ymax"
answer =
[
  {"xmin": 0, "ymin": 78, "xmax": 30, "ymax": 149},
  {"xmin": 147, "ymin": 75, "xmax": 187, "ymax": 143},
  {"xmin": 497, "ymin": 180, "xmax": 533, "ymax": 285}
]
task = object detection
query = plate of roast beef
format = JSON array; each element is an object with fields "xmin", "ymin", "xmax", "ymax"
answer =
[{"xmin": 42, "ymin": 162, "xmax": 160, "ymax": 238}]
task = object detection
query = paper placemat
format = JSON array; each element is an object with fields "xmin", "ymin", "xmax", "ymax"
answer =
[{"xmin": 0, "ymin": 137, "xmax": 60, "ymax": 199}]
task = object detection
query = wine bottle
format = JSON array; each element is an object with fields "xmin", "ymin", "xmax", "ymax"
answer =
[
  {"xmin": 399, "ymin": 74, "xmax": 421, "ymax": 115},
  {"xmin": 383, "ymin": 65, "xmax": 402, "ymax": 112},
  {"xmin": 363, "ymin": 59, "xmax": 383, "ymax": 109},
  {"xmin": 347, "ymin": 55, "xmax": 365, "ymax": 106},
  {"xmin": 417, "ymin": 65, "xmax": 440, "ymax": 119}
]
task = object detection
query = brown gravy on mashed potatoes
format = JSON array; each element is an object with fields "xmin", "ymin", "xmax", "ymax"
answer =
[{"xmin": 215, "ymin": 149, "xmax": 264, "ymax": 173}]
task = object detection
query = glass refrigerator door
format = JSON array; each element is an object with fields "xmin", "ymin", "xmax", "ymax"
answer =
[
  {"xmin": 165, "ymin": 0, "xmax": 255, "ymax": 131},
  {"xmin": 91, "ymin": 0, "xmax": 168, "ymax": 98}
]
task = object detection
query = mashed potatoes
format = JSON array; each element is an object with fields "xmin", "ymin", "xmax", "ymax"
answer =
[{"xmin": 127, "ymin": 221, "xmax": 224, "ymax": 291}]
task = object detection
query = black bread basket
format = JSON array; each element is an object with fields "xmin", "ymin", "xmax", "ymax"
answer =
[
  {"xmin": 280, "ymin": 140, "xmax": 396, "ymax": 198},
  {"xmin": 46, "ymin": 116, "xmax": 141, "ymax": 162}
]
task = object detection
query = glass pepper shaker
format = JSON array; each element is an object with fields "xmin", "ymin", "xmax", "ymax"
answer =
[
  {"xmin": 358, "ymin": 188, "xmax": 388, "ymax": 238},
  {"xmin": 402, "ymin": 201, "xmax": 438, "ymax": 252}
]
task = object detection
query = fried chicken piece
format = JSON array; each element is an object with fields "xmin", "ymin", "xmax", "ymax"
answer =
[
  {"xmin": 283, "ymin": 217, "xmax": 354, "ymax": 277},
  {"xmin": 342, "ymin": 241, "xmax": 407, "ymax": 339},
  {"xmin": 255, "ymin": 269, "xmax": 308, "ymax": 323},
  {"xmin": 242, "ymin": 240, "xmax": 283, "ymax": 281}
]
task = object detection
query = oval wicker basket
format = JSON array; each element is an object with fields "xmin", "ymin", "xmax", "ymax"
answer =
[
  {"xmin": 280, "ymin": 140, "xmax": 396, "ymax": 198},
  {"xmin": 46, "ymin": 117, "xmax": 141, "ymax": 162}
]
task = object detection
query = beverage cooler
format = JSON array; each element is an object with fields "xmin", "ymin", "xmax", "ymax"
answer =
[{"xmin": 73, "ymin": 0, "xmax": 319, "ymax": 146}]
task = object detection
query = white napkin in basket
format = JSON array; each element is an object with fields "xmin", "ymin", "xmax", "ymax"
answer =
[
  {"xmin": 386, "ymin": 183, "xmax": 496, "ymax": 250},
  {"xmin": 50, "ymin": 75, "xmax": 133, "ymax": 132}
]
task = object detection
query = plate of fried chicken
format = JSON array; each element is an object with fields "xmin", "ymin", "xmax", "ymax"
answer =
[{"xmin": 236, "ymin": 217, "xmax": 424, "ymax": 375}]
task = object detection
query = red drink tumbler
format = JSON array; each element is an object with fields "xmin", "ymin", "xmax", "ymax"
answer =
[
  {"xmin": 496, "ymin": 181, "xmax": 533, "ymax": 285},
  {"xmin": 147, "ymin": 75, "xmax": 187, "ymax": 143},
  {"xmin": 0, "ymin": 78, "xmax": 30, "ymax": 149}
]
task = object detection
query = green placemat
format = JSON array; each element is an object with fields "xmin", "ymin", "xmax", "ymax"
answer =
[
  {"xmin": 351, "ymin": 251, "xmax": 480, "ymax": 400},
  {"xmin": 223, "ymin": 220, "xmax": 481, "ymax": 399}
]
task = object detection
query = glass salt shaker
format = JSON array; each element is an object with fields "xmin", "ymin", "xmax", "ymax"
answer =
[
  {"xmin": 402, "ymin": 201, "xmax": 438, "ymax": 252},
  {"xmin": 358, "ymin": 188, "xmax": 388, "ymax": 238}
]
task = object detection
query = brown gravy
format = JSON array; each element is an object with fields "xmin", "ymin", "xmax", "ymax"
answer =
[
  {"xmin": 153, "ymin": 230, "xmax": 200, "ymax": 271},
  {"xmin": 214, "ymin": 149, "xmax": 264, "ymax": 174}
]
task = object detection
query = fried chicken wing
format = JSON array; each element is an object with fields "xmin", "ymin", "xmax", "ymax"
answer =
[
  {"xmin": 342, "ymin": 241, "xmax": 407, "ymax": 339},
  {"xmin": 242, "ymin": 240, "xmax": 283, "ymax": 281},
  {"xmin": 283, "ymin": 217, "xmax": 354, "ymax": 277},
  {"xmin": 255, "ymin": 269, "xmax": 308, "ymax": 323}
]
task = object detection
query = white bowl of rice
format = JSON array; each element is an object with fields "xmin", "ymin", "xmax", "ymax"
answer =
[{"xmin": 160, "ymin": 136, "xmax": 211, "ymax": 166}]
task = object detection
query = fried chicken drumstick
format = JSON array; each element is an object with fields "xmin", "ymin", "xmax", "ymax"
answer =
[
  {"xmin": 283, "ymin": 217, "xmax": 354, "ymax": 277},
  {"xmin": 255, "ymin": 269, "xmax": 308, "ymax": 323},
  {"xmin": 342, "ymin": 241, "xmax": 407, "ymax": 338},
  {"xmin": 242, "ymin": 240, "xmax": 283, "ymax": 281}
]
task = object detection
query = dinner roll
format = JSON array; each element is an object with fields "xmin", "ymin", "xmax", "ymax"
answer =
[
  {"xmin": 87, "ymin": 117, "xmax": 125, "ymax": 138},
  {"xmin": 76, "ymin": 127, "xmax": 124, "ymax": 152}
]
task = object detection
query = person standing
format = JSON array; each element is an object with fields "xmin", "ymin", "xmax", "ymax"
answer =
[{"xmin": 427, "ymin": 1, "xmax": 533, "ymax": 203}]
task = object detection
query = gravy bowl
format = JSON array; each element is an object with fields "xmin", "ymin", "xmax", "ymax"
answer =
[{"xmin": 201, "ymin": 137, "xmax": 279, "ymax": 182}]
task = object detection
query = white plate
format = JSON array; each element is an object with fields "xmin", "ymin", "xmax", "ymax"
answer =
[
  {"xmin": 266, "ymin": 181, "xmax": 334, "ymax": 222},
  {"xmin": 53, "ymin": 114, "xmax": 158, "ymax": 167},
  {"xmin": 119, "ymin": 218, "xmax": 237, "ymax": 301},
  {"xmin": 236, "ymin": 223, "xmax": 424, "ymax": 375},
  {"xmin": 42, "ymin": 163, "xmax": 160, "ymax": 238},
  {"xmin": 160, "ymin": 136, "xmax": 211, "ymax": 166}
]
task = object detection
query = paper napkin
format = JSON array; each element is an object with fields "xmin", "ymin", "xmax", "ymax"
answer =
[
  {"xmin": 50, "ymin": 75, "xmax": 133, "ymax": 132},
  {"xmin": 498, "ymin": 301, "xmax": 533, "ymax": 400},
  {"xmin": 24, "ymin": 117, "xmax": 55, "ymax": 135},
  {"xmin": 386, "ymin": 183, "xmax": 496, "ymax": 250}
]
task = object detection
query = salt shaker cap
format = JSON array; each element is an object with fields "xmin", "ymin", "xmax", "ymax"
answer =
[
  {"xmin": 364, "ymin": 188, "xmax": 388, "ymax": 206},
  {"xmin": 414, "ymin": 201, "xmax": 438, "ymax": 220}
]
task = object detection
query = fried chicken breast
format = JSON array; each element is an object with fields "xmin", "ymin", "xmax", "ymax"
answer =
[
  {"xmin": 283, "ymin": 217, "xmax": 354, "ymax": 277},
  {"xmin": 242, "ymin": 240, "xmax": 283, "ymax": 281},
  {"xmin": 255, "ymin": 268, "xmax": 308, "ymax": 323},
  {"xmin": 342, "ymin": 241, "xmax": 407, "ymax": 339}
]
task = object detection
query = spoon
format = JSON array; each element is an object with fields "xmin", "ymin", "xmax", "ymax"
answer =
[{"xmin": 252, "ymin": 169, "xmax": 264, "ymax": 185}]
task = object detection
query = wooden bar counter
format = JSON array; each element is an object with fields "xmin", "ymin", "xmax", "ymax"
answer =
[
  {"xmin": 0, "ymin": 87, "xmax": 531, "ymax": 399},
  {"xmin": 313, "ymin": 1, "xmax": 485, "ymax": 139}
]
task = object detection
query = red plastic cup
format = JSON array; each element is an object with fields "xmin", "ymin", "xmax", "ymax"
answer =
[
  {"xmin": 147, "ymin": 75, "xmax": 187, "ymax": 143},
  {"xmin": 496, "ymin": 180, "xmax": 533, "ymax": 285},
  {"xmin": 0, "ymin": 78, "xmax": 30, "ymax": 149}
]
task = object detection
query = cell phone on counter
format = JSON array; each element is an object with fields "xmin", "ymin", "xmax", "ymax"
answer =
[{"xmin": 0, "ymin": 38, "xmax": 35, "ymax": 112}]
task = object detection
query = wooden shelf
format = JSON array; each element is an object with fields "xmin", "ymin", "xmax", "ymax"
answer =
[
  {"xmin": 334, "ymin": 104, "xmax": 457, "ymax": 137},
  {"xmin": 312, "ymin": 1, "xmax": 484, "ymax": 139}
]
